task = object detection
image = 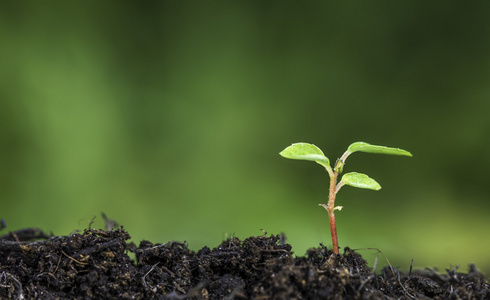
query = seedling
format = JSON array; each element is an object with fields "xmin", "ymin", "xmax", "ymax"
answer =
[{"xmin": 280, "ymin": 142, "xmax": 412, "ymax": 254}]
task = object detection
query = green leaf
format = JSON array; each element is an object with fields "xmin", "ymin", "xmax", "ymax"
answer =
[
  {"xmin": 280, "ymin": 143, "xmax": 330, "ymax": 168},
  {"xmin": 347, "ymin": 142, "xmax": 412, "ymax": 157},
  {"xmin": 340, "ymin": 172, "xmax": 381, "ymax": 191}
]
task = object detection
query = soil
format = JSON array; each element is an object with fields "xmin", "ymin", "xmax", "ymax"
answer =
[{"xmin": 0, "ymin": 223, "xmax": 488, "ymax": 299}]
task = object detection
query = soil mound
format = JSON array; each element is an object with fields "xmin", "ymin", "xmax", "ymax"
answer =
[{"xmin": 0, "ymin": 227, "xmax": 488, "ymax": 299}]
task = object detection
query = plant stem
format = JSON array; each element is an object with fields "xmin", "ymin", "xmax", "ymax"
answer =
[{"xmin": 328, "ymin": 170, "xmax": 339, "ymax": 254}]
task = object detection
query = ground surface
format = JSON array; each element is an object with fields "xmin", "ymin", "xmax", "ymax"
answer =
[{"xmin": 0, "ymin": 226, "xmax": 488, "ymax": 299}]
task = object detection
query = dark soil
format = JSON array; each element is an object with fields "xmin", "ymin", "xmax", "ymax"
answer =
[{"xmin": 0, "ymin": 225, "xmax": 488, "ymax": 299}]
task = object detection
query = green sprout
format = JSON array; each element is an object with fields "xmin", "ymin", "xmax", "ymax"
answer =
[{"xmin": 280, "ymin": 142, "xmax": 412, "ymax": 254}]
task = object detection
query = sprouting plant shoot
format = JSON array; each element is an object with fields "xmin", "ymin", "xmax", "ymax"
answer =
[{"xmin": 280, "ymin": 142, "xmax": 412, "ymax": 255}]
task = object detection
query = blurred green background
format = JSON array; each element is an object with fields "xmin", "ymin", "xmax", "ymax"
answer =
[{"xmin": 1, "ymin": 1, "xmax": 490, "ymax": 275}]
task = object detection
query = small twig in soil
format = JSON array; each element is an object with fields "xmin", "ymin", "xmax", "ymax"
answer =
[
  {"xmin": 0, "ymin": 271, "xmax": 24, "ymax": 300},
  {"xmin": 135, "ymin": 243, "xmax": 168, "ymax": 253},
  {"xmin": 357, "ymin": 274, "xmax": 375, "ymax": 293},
  {"xmin": 88, "ymin": 216, "xmax": 96, "ymax": 230},
  {"xmin": 61, "ymin": 250, "xmax": 89, "ymax": 266},
  {"xmin": 372, "ymin": 255, "xmax": 379, "ymax": 274},
  {"xmin": 260, "ymin": 249, "xmax": 290, "ymax": 254},
  {"xmin": 160, "ymin": 265, "xmax": 175, "ymax": 277},
  {"xmin": 396, "ymin": 269, "xmax": 415, "ymax": 299},
  {"xmin": 142, "ymin": 262, "xmax": 159, "ymax": 290},
  {"xmin": 81, "ymin": 237, "xmax": 123, "ymax": 255},
  {"xmin": 52, "ymin": 253, "xmax": 63, "ymax": 275}
]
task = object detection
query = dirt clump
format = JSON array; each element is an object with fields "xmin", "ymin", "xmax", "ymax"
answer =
[{"xmin": 0, "ymin": 227, "xmax": 488, "ymax": 299}]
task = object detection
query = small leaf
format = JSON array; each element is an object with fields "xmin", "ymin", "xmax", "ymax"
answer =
[
  {"xmin": 347, "ymin": 142, "xmax": 412, "ymax": 157},
  {"xmin": 340, "ymin": 172, "xmax": 381, "ymax": 191},
  {"xmin": 280, "ymin": 143, "xmax": 330, "ymax": 167}
]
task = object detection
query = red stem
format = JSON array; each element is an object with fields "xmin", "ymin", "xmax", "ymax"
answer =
[{"xmin": 328, "ymin": 170, "xmax": 339, "ymax": 254}]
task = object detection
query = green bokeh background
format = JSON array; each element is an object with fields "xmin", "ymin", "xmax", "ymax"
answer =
[{"xmin": 2, "ymin": 2, "xmax": 490, "ymax": 275}]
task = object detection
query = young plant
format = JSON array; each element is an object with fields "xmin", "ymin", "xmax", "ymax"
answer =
[{"xmin": 280, "ymin": 142, "xmax": 412, "ymax": 254}]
